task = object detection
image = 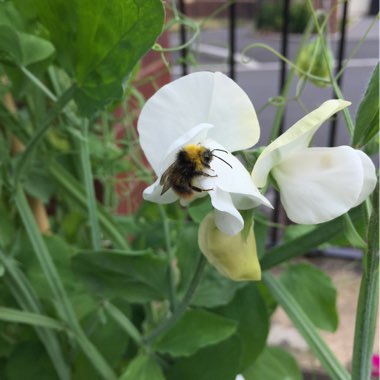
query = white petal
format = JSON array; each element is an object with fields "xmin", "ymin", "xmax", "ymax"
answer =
[
  {"xmin": 201, "ymin": 140, "xmax": 272, "ymax": 210},
  {"xmin": 353, "ymin": 150, "xmax": 377, "ymax": 206},
  {"xmin": 138, "ymin": 72, "xmax": 260, "ymax": 172},
  {"xmin": 272, "ymin": 146, "xmax": 365, "ymax": 224},
  {"xmin": 209, "ymin": 188, "xmax": 244, "ymax": 236},
  {"xmin": 158, "ymin": 123, "xmax": 213, "ymax": 176},
  {"xmin": 252, "ymin": 99, "xmax": 351, "ymax": 188},
  {"xmin": 143, "ymin": 178, "xmax": 178, "ymax": 204},
  {"xmin": 207, "ymin": 72, "xmax": 260, "ymax": 151}
]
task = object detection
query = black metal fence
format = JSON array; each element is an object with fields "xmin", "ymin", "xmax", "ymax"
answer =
[{"xmin": 176, "ymin": 0, "xmax": 352, "ymax": 246}]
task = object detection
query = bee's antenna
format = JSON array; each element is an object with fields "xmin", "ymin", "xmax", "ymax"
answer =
[
  {"xmin": 211, "ymin": 148, "xmax": 228, "ymax": 154},
  {"xmin": 212, "ymin": 154, "xmax": 233, "ymax": 168}
]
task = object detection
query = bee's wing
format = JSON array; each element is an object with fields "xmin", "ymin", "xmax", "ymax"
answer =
[{"xmin": 159, "ymin": 163, "xmax": 175, "ymax": 195}]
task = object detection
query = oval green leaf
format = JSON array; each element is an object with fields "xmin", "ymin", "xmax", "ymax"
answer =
[
  {"xmin": 280, "ymin": 263, "xmax": 338, "ymax": 332},
  {"xmin": 31, "ymin": 0, "xmax": 165, "ymax": 116},
  {"xmin": 155, "ymin": 309, "xmax": 237, "ymax": 357},
  {"xmin": 243, "ymin": 346, "xmax": 302, "ymax": 380}
]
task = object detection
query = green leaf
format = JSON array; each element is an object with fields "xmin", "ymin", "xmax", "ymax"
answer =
[
  {"xmin": 155, "ymin": 309, "xmax": 237, "ymax": 357},
  {"xmin": 23, "ymin": 167, "xmax": 56, "ymax": 203},
  {"xmin": 72, "ymin": 250, "xmax": 168, "ymax": 302},
  {"xmin": 73, "ymin": 310, "xmax": 129, "ymax": 380},
  {"xmin": 243, "ymin": 346, "xmax": 302, "ymax": 380},
  {"xmin": 176, "ymin": 225, "xmax": 200, "ymax": 296},
  {"xmin": 217, "ymin": 284, "xmax": 269, "ymax": 371},
  {"xmin": 0, "ymin": 307, "xmax": 64, "ymax": 331},
  {"xmin": 5, "ymin": 341, "xmax": 58, "ymax": 380},
  {"xmin": 0, "ymin": 2, "xmax": 25, "ymax": 30},
  {"xmin": 191, "ymin": 263, "xmax": 245, "ymax": 308},
  {"xmin": 120, "ymin": 354, "xmax": 165, "ymax": 380},
  {"xmin": 188, "ymin": 198, "xmax": 213, "ymax": 224},
  {"xmin": 353, "ymin": 63, "xmax": 379, "ymax": 147},
  {"xmin": 166, "ymin": 336, "xmax": 242, "ymax": 380},
  {"xmin": 280, "ymin": 263, "xmax": 338, "ymax": 332},
  {"xmin": 0, "ymin": 25, "xmax": 54, "ymax": 66},
  {"xmin": 32, "ymin": 0, "xmax": 164, "ymax": 116}
]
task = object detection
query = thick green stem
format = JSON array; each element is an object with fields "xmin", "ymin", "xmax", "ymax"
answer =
[
  {"xmin": 143, "ymin": 254, "xmax": 206, "ymax": 344},
  {"xmin": 352, "ymin": 183, "xmax": 379, "ymax": 380},
  {"xmin": 261, "ymin": 206, "xmax": 362, "ymax": 270}
]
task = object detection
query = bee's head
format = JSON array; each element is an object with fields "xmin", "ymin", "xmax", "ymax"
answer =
[{"xmin": 202, "ymin": 148, "xmax": 213, "ymax": 165}]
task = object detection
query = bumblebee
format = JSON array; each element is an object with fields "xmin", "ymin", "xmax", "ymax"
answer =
[{"xmin": 160, "ymin": 144, "xmax": 232, "ymax": 199}]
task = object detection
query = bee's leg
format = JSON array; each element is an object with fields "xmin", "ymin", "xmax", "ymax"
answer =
[
  {"xmin": 191, "ymin": 185, "xmax": 213, "ymax": 192},
  {"xmin": 194, "ymin": 170, "xmax": 217, "ymax": 178}
]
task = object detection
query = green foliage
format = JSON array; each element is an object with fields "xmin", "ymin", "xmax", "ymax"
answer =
[
  {"xmin": 280, "ymin": 263, "xmax": 338, "ymax": 332},
  {"xmin": 29, "ymin": 0, "xmax": 165, "ymax": 116},
  {"xmin": 120, "ymin": 354, "xmax": 165, "ymax": 380},
  {"xmin": 166, "ymin": 335, "xmax": 242, "ymax": 380},
  {"xmin": 155, "ymin": 309, "xmax": 237, "ymax": 357},
  {"xmin": 0, "ymin": 0, "xmax": 376, "ymax": 379},
  {"xmin": 243, "ymin": 346, "xmax": 302, "ymax": 380},
  {"xmin": 256, "ymin": 1, "xmax": 310, "ymax": 33},
  {"xmin": 72, "ymin": 250, "xmax": 169, "ymax": 302},
  {"xmin": 216, "ymin": 284, "xmax": 269, "ymax": 371},
  {"xmin": 5, "ymin": 341, "xmax": 58, "ymax": 380},
  {"xmin": 0, "ymin": 25, "xmax": 54, "ymax": 67},
  {"xmin": 353, "ymin": 63, "xmax": 379, "ymax": 148},
  {"xmin": 296, "ymin": 38, "xmax": 333, "ymax": 87}
]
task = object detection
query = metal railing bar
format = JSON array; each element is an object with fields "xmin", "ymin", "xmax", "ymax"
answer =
[{"xmin": 328, "ymin": 0, "xmax": 349, "ymax": 146}]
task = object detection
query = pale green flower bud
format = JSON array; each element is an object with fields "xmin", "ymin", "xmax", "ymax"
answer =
[{"xmin": 198, "ymin": 212, "xmax": 261, "ymax": 281}]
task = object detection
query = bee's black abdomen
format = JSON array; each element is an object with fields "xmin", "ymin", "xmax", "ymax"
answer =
[{"xmin": 172, "ymin": 182, "xmax": 193, "ymax": 198}]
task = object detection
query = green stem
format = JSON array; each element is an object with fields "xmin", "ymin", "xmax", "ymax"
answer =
[
  {"xmin": 335, "ymin": 13, "xmax": 379, "ymax": 82},
  {"xmin": 79, "ymin": 119, "xmax": 102, "ymax": 251},
  {"xmin": 241, "ymin": 44, "xmax": 330, "ymax": 85},
  {"xmin": 49, "ymin": 161, "xmax": 129, "ymax": 249},
  {"xmin": 351, "ymin": 183, "xmax": 379, "ymax": 380},
  {"xmin": 306, "ymin": 0, "xmax": 354, "ymax": 135},
  {"xmin": 15, "ymin": 188, "xmax": 117, "ymax": 380},
  {"xmin": 263, "ymin": 272, "xmax": 350, "ymax": 380},
  {"xmin": 260, "ymin": 206, "xmax": 362, "ymax": 270},
  {"xmin": 343, "ymin": 214, "xmax": 367, "ymax": 249},
  {"xmin": 0, "ymin": 252, "xmax": 70, "ymax": 380},
  {"xmin": 159, "ymin": 205, "xmax": 177, "ymax": 311},
  {"xmin": 14, "ymin": 84, "xmax": 76, "ymax": 184},
  {"xmin": 103, "ymin": 301, "xmax": 144, "ymax": 347},
  {"xmin": 0, "ymin": 306, "xmax": 65, "ymax": 331},
  {"xmin": 143, "ymin": 254, "xmax": 206, "ymax": 344},
  {"xmin": 20, "ymin": 65, "xmax": 57, "ymax": 102},
  {"xmin": 269, "ymin": 16, "xmax": 316, "ymax": 142}
]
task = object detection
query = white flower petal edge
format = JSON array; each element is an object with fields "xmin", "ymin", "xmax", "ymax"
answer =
[
  {"xmin": 138, "ymin": 71, "xmax": 260, "ymax": 173},
  {"xmin": 273, "ymin": 146, "xmax": 376, "ymax": 224},
  {"xmin": 252, "ymin": 99, "xmax": 351, "ymax": 188}
]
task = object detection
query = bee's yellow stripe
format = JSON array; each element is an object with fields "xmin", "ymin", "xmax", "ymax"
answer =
[{"xmin": 183, "ymin": 144, "xmax": 206, "ymax": 170}]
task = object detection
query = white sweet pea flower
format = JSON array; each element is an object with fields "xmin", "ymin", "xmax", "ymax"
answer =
[
  {"xmin": 252, "ymin": 99, "xmax": 377, "ymax": 224},
  {"xmin": 137, "ymin": 71, "xmax": 271, "ymax": 235}
]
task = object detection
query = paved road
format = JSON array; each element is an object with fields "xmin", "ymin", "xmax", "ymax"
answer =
[{"xmin": 169, "ymin": 17, "xmax": 379, "ymax": 148}]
